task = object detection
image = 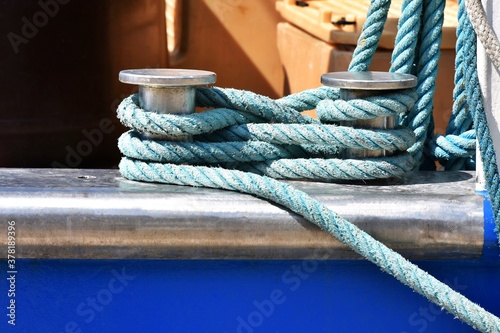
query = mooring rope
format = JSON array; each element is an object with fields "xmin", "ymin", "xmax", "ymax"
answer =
[
  {"xmin": 462, "ymin": 0, "xmax": 500, "ymax": 242},
  {"xmin": 116, "ymin": 0, "xmax": 500, "ymax": 331}
]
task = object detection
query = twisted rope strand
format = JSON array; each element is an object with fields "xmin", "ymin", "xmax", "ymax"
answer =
[
  {"xmin": 207, "ymin": 124, "xmax": 416, "ymax": 151},
  {"xmin": 195, "ymin": 87, "xmax": 318, "ymax": 124},
  {"xmin": 405, "ymin": 0, "xmax": 445, "ymax": 168},
  {"xmin": 348, "ymin": 0, "xmax": 391, "ymax": 72},
  {"xmin": 316, "ymin": 91, "xmax": 417, "ymax": 122},
  {"xmin": 390, "ymin": 0, "xmax": 423, "ymax": 74},
  {"xmin": 118, "ymin": 131, "xmax": 318, "ymax": 164},
  {"xmin": 117, "ymin": 95, "xmax": 264, "ymax": 137},
  {"xmin": 431, "ymin": 130, "xmax": 476, "ymax": 160}
]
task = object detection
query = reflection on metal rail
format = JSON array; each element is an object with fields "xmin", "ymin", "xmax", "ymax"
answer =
[{"xmin": 0, "ymin": 168, "xmax": 483, "ymax": 260}]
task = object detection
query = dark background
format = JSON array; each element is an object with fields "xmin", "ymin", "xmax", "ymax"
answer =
[{"xmin": 0, "ymin": 0, "xmax": 168, "ymax": 168}]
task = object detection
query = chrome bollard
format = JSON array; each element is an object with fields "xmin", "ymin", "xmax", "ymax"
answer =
[
  {"xmin": 321, "ymin": 71, "xmax": 417, "ymax": 158},
  {"xmin": 119, "ymin": 68, "xmax": 216, "ymax": 140}
]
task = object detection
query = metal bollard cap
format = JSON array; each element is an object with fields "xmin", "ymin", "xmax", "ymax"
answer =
[
  {"xmin": 119, "ymin": 68, "xmax": 216, "ymax": 87},
  {"xmin": 321, "ymin": 71, "xmax": 417, "ymax": 90}
]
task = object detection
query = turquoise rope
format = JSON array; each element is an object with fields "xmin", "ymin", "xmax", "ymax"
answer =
[
  {"xmin": 348, "ymin": 0, "xmax": 391, "ymax": 72},
  {"xmin": 431, "ymin": 130, "xmax": 476, "ymax": 160},
  {"xmin": 116, "ymin": 0, "xmax": 500, "ymax": 331},
  {"xmin": 200, "ymin": 124, "xmax": 416, "ymax": 150},
  {"xmin": 459, "ymin": 0, "xmax": 500, "ymax": 237},
  {"xmin": 389, "ymin": 0, "xmax": 422, "ymax": 74},
  {"xmin": 430, "ymin": 0, "xmax": 476, "ymax": 170},
  {"xmin": 404, "ymin": 0, "xmax": 445, "ymax": 167}
]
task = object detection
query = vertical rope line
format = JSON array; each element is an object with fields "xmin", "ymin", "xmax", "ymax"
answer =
[
  {"xmin": 348, "ymin": 0, "xmax": 391, "ymax": 71},
  {"xmin": 406, "ymin": 0, "xmax": 445, "ymax": 167},
  {"xmin": 390, "ymin": 0, "xmax": 423, "ymax": 74},
  {"xmin": 444, "ymin": 0, "xmax": 474, "ymax": 170},
  {"xmin": 460, "ymin": 0, "xmax": 500, "ymax": 237}
]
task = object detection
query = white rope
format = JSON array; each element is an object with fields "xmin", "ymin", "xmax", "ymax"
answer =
[{"xmin": 465, "ymin": 0, "xmax": 500, "ymax": 70}]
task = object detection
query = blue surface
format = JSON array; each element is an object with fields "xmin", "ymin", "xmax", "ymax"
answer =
[
  {"xmin": 0, "ymin": 198, "xmax": 499, "ymax": 333},
  {"xmin": 482, "ymin": 191, "xmax": 500, "ymax": 259},
  {"xmin": 1, "ymin": 259, "xmax": 500, "ymax": 333}
]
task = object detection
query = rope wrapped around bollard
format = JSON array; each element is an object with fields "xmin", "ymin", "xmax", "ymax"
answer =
[{"xmin": 117, "ymin": 85, "xmax": 417, "ymax": 181}]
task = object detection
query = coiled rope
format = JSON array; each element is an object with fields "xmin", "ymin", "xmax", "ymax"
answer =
[{"xmin": 116, "ymin": 0, "xmax": 500, "ymax": 331}]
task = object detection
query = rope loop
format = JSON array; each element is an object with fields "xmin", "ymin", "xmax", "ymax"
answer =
[{"xmin": 316, "ymin": 90, "xmax": 417, "ymax": 122}]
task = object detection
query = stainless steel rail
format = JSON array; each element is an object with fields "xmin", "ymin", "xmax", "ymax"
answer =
[{"xmin": 0, "ymin": 169, "xmax": 483, "ymax": 260}]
